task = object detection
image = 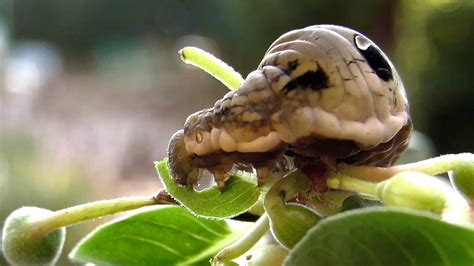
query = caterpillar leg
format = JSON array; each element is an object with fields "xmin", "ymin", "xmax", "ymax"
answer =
[
  {"xmin": 211, "ymin": 165, "xmax": 233, "ymax": 191},
  {"xmin": 295, "ymin": 155, "xmax": 333, "ymax": 194},
  {"xmin": 302, "ymin": 163, "xmax": 330, "ymax": 194},
  {"xmin": 256, "ymin": 167, "xmax": 271, "ymax": 186},
  {"xmin": 255, "ymin": 156, "xmax": 290, "ymax": 187}
]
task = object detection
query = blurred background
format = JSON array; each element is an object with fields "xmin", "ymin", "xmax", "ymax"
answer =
[{"xmin": 0, "ymin": 0, "xmax": 472, "ymax": 264}]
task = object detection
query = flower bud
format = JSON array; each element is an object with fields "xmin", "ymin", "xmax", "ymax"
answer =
[
  {"xmin": 2, "ymin": 207, "xmax": 66, "ymax": 265},
  {"xmin": 376, "ymin": 172, "xmax": 447, "ymax": 214}
]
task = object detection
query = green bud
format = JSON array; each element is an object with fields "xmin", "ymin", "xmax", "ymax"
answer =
[
  {"xmin": 2, "ymin": 207, "xmax": 66, "ymax": 265},
  {"xmin": 376, "ymin": 172, "xmax": 447, "ymax": 214},
  {"xmin": 449, "ymin": 162, "xmax": 474, "ymax": 203}
]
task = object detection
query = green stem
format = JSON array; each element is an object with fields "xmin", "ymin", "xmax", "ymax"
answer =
[
  {"xmin": 213, "ymin": 213, "xmax": 269, "ymax": 263},
  {"xmin": 29, "ymin": 195, "xmax": 165, "ymax": 236},
  {"xmin": 337, "ymin": 153, "xmax": 474, "ymax": 182},
  {"xmin": 336, "ymin": 164, "xmax": 392, "ymax": 182},
  {"xmin": 179, "ymin": 46, "xmax": 244, "ymax": 90},
  {"xmin": 327, "ymin": 174, "xmax": 378, "ymax": 196},
  {"xmin": 391, "ymin": 153, "xmax": 474, "ymax": 175}
]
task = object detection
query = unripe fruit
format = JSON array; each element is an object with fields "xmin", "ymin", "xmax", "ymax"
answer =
[{"xmin": 2, "ymin": 207, "xmax": 66, "ymax": 265}]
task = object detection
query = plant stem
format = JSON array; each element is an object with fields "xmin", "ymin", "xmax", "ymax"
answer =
[
  {"xmin": 336, "ymin": 153, "xmax": 474, "ymax": 182},
  {"xmin": 335, "ymin": 164, "xmax": 392, "ymax": 182},
  {"xmin": 391, "ymin": 153, "xmax": 474, "ymax": 175},
  {"xmin": 213, "ymin": 213, "xmax": 269, "ymax": 263},
  {"xmin": 179, "ymin": 46, "xmax": 244, "ymax": 90},
  {"xmin": 327, "ymin": 174, "xmax": 378, "ymax": 196},
  {"xmin": 29, "ymin": 195, "xmax": 166, "ymax": 236}
]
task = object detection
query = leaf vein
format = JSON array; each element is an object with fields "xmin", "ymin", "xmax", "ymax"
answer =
[
  {"xmin": 175, "ymin": 213, "xmax": 227, "ymax": 236},
  {"xmin": 210, "ymin": 185, "xmax": 256, "ymax": 212},
  {"xmin": 375, "ymin": 227, "xmax": 417, "ymax": 266},
  {"xmin": 144, "ymin": 220, "xmax": 212, "ymax": 243},
  {"xmin": 346, "ymin": 229, "xmax": 382, "ymax": 266},
  {"xmin": 119, "ymin": 235, "xmax": 185, "ymax": 258},
  {"xmin": 417, "ymin": 228, "xmax": 452, "ymax": 266}
]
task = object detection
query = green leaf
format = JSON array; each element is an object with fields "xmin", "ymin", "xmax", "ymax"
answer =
[
  {"xmin": 156, "ymin": 159, "xmax": 260, "ymax": 219},
  {"xmin": 264, "ymin": 171, "xmax": 321, "ymax": 249},
  {"xmin": 285, "ymin": 207, "xmax": 474, "ymax": 266},
  {"xmin": 70, "ymin": 206, "xmax": 245, "ymax": 265}
]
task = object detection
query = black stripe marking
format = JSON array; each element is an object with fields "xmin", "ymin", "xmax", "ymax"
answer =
[{"xmin": 283, "ymin": 67, "xmax": 329, "ymax": 92}]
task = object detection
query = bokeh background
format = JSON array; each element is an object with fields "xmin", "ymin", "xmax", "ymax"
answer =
[{"xmin": 0, "ymin": 0, "xmax": 472, "ymax": 264}]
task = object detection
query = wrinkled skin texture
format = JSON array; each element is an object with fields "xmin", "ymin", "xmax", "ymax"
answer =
[{"xmin": 168, "ymin": 25, "xmax": 412, "ymax": 189}]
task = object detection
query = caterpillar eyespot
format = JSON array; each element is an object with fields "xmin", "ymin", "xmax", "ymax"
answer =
[{"xmin": 167, "ymin": 25, "xmax": 412, "ymax": 190}]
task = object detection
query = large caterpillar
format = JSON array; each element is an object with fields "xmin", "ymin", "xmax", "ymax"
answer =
[{"xmin": 167, "ymin": 25, "xmax": 412, "ymax": 190}]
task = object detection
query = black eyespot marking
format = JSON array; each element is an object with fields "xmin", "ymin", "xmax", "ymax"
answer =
[
  {"xmin": 354, "ymin": 34, "xmax": 393, "ymax": 81},
  {"xmin": 283, "ymin": 67, "xmax": 329, "ymax": 92},
  {"xmin": 376, "ymin": 68, "xmax": 392, "ymax": 81}
]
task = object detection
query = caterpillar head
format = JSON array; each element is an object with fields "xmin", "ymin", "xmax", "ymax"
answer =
[
  {"xmin": 167, "ymin": 129, "xmax": 200, "ymax": 186},
  {"xmin": 182, "ymin": 109, "xmax": 216, "ymax": 156},
  {"xmin": 167, "ymin": 108, "xmax": 216, "ymax": 186}
]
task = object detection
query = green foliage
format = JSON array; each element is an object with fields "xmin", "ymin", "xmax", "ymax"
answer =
[
  {"xmin": 156, "ymin": 159, "xmax": 260, "ymax": 219},
  {"xmin": 269, "ymin": 203, "xmax": 320, "ymax": 250},
  {"xmin": 3, "ymin": 157, "xmax": 474, "ymax": 266},
  {"xmin": 285, "ymin": 208, "xmax": 474, "ymax": 266},
  {"xmin": 264, "ymin": 171, "xmax": 321, "ymax": 249},
  {"xmin": 69, "ymin": 206, "xmax": 244, "ymax": 265}
]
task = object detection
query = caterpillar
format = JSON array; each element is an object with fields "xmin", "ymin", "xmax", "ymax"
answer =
[{"xmin": 167, "ymin": 25, "xmax": 412, "ymax": 190}]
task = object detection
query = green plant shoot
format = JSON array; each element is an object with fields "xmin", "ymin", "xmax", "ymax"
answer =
[{"xmin": 179, "ymin": 46, "xmax": 244, "ymax": 90}]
